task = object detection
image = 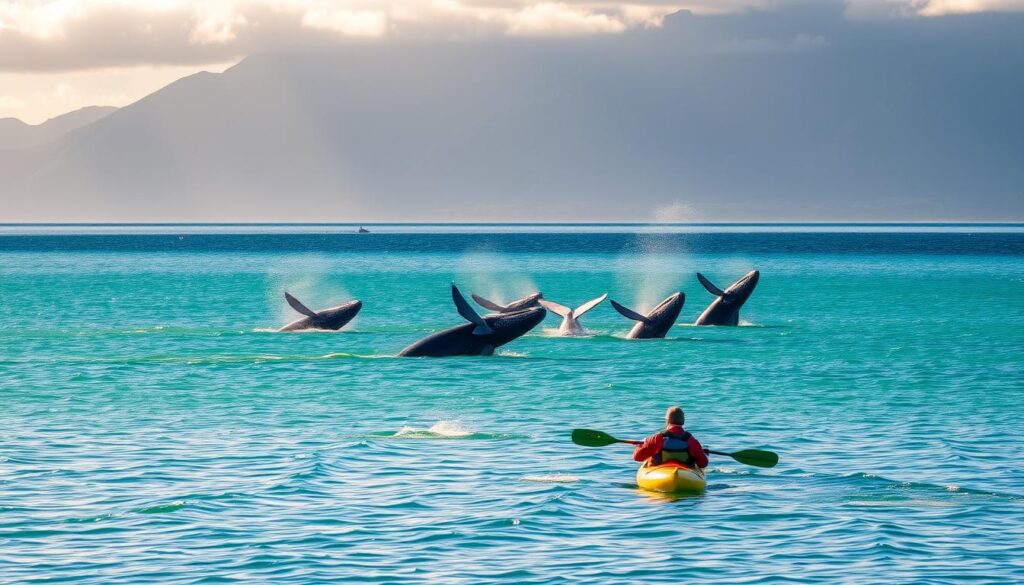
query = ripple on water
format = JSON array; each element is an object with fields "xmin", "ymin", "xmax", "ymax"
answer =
[{"xmin": 2, "ymin": 239, "xmax": 1023, "ymax": 583}]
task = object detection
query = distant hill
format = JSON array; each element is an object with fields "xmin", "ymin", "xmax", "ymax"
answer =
[
  {"xmin": 2, "ymin": 6, "xmax": 1022, "ymax": 222},
  {"xmin": 0, "ymin": 106, "xmax": 117, "ymax": 150}
]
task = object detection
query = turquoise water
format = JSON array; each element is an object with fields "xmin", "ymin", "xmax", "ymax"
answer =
[{"xmin": 2, "ymin": 227, "xmax": 1023, "ymax": 583}]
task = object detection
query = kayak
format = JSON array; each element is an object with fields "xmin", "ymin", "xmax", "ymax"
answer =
[{"xmin": 636, "ymin": 461, "xmax": 707, "ymax": 493}]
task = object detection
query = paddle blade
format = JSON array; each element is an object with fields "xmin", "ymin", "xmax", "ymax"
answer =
[
  {"xmin": 571, "ymin": 429, "xmax": 620, "ymax": 447},
  {"xmin": 729, "ymin": 449, "xmax": 778, "ymax": 468}
]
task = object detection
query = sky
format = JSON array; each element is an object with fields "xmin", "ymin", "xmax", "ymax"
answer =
[
  {"xmin": 3, "ymin": 0, "xmax": 1024, "ymax": 123},
  {"xmin": 1, "ymin": 0, "xmax": 1022, "ymax": 222}
]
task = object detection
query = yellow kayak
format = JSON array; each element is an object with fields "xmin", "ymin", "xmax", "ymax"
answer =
[{"xmin": 636, "ymin": 462, "xmax": 707, "ymax": 493}]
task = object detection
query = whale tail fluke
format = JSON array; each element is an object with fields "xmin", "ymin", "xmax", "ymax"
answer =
[
  {"xmin": 540, "ymin": 294, "xmax": 606, "ymax": 320},
  {"xmin": 471, "ymin": 293, "xmax": 508, "ymax": 313},
  {"xmin": 538, "ymin": 299, "xmax": 572, "ymax": 318},
  {"xmin": 574, "ymin": 293, "xmax": 607, "ymax": 318},
  {"xmin": 285, "ymin": 292, "xmax": 319, "ymax": 318},
  {"xmin": 697, "ymin": 273, "xmax": 726, "ymax": 297},
  {"xmin": 610, "ymin": 300, "xmax": 651, "ymax": 324},
  {"xmin": 453, "ymin": 284, "xmax": 495, "ymax": 335}
]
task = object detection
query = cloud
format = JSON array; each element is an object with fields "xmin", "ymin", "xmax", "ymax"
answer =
[
  {"xmin": 620, "ymin": 5, "xmax": 688, "ymax": 27},
  {"xmin": 301, "ymin": 7, "xmax": 388, "ymax": 37},
  {"xmin": 1, "ymin": 0, "xmax": 1022, "ymax": 72},
  {"xmin": 844, "ymin": 0, "xmax": 1024, "ymax": 18},
  {"xmin": 915, "ymin": 0, "xmax": 1024, "ymax": 15},
  {"xmin": 0, "ymin": 94, "xmax": 26, "ymax": 108},
  {"xmin": 52, "ymin": 82, "xmax": 77, "ymax": 99},
  {"xmin": 190, "ymin": 3, "xmax": 248, "ymax": 44},
  {"xmin": 505, "ymin": 3, "xmax": 627, "ymax": 36},
  {"xmin": 0, "ymin": 0, "xmax": 686, "ymax": 70},
  {"xmin": 0, "ymin": 0, "xmax": 831, "ymax": 71}
]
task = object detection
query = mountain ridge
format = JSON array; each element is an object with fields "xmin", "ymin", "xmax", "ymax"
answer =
[{"xmin": 0, "ymin": 106, "xmax": 118, "ymax": 150}]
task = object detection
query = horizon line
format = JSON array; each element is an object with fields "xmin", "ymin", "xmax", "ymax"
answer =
[{"xmin": 3, "ymin": 221, "xmax": 1024, "ymax": 227}]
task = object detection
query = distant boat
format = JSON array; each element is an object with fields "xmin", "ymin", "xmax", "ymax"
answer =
[{"xmin": 358, "ymin": 226, "xmax": 370, "ymax": 233}]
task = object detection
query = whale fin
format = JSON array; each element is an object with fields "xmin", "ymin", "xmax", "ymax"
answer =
[
  {"xmin": 697, "ymin": 273, "xmax": 726, "ymax": 296},
  {"xmin": 285, "ymin": 292, "xmax": 319, "ymax": 318},
  {"xmin": 538, "ymin": 299, "xmax": 572, "ymax": 318},
  {"xmin": 610, "ymin": 300, "xmax": 651, "ymax": 324},
  {"xmin": 573, "ymin": 293, "xmax": 607, "ymax": 318},
  {"xmin": 453, "ymin": 284, "xmax": 494, "ymax": 335},
  {"xmin": 471, "ymin": 293, "xmax": 508, "ymax": 313}
]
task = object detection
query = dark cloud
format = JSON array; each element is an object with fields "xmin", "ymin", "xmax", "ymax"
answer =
[{"xmin": 4, "ymin": 0, "xmax": 1021, "ymax": 72}]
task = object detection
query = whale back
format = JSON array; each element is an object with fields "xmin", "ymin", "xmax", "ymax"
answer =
[
  {"xmin": 398, "ymin": 306, "xmax": 547, "ymax": 357},
  {"xmin": 613, "ymin": 292, "xmax": 684, "ymax": 339},
  {"xmin": 694, "ymin": 270, "xmax": 759, "ymax": 325},
  {"xmin": 279, "ymin": 297, "xmax": 363, "ymax": 332},
  {"xmin": 628, "ymin": 292, "xmax": 685, "ymax": 338},
  {"xmin": 472, "ymin": 292, "xmax": 543, "ymax": 314}
]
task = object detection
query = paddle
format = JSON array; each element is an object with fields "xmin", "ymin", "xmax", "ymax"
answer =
[
  {"xmin": 572, "ymin": 428, "xmax": 640, "ymax": 446},
  {"xmin": 705, "ymin": 449, "xmax": 779, "ymax": 469},
  {"xmin": 571, "ymin": 428, "xmax": 779, "ymax": 468}
]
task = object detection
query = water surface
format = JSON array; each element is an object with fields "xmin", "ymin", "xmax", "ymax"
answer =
[{"xmin": 2, "ymin": 227, "xmax": 1023, "ymax": 583}]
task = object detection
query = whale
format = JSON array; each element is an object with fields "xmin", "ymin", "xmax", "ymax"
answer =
[
  {"xmin": 693, "ymin": 270, "xmax": 759, "ymax": 326},
  {"xmin": 539, "ymin": 294, "xmax": 607, "ymax": 336},
  {"xmin": 610, "ymin": 292, "xmax": 685, "ymax": 339},
  {"xmin": 399, "ymin": 284, "xmax": 547, "ymax": 357},
  {"xmin": 471, "ymin": 292, "xmax": 543, "ymax": 313},
  {"xmin": 278, "ymin": 292, "xmax": 362, "ymax": 332}
]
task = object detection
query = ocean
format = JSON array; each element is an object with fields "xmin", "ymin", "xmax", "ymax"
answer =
[{"xmin": 2, "ymin": 225, "xmax": 1022, "ymax": 583}]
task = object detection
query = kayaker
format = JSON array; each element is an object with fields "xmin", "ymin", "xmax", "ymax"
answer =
[{"xmin": 633, "ymin": 406, "xmax": 709, "ymax": 468}]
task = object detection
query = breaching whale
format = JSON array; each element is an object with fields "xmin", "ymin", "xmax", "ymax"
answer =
[
  {"xmin": 471, "ymin": 292, "xmax": 543, "ymax": 313},
  {"xmin": 610, "ymin": 292, "xmax": 685, "ymax": 339},
  {"xmin": 693, "ymin": 270, "xmax": 759, "ymax": 326},
  {"xmin": 278, "ymin": 292, "xmax": 362, "ymax": 332},
  {"xmin": 399, "ymin": 284, "xmax": 547, "ymax": 357},
  {"xmin": 539, "ymin": 294, "xmax": 607, "ymax": 336}
]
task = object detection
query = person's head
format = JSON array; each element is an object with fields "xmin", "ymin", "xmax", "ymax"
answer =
[{"xmin": 665, "ymin": 406, "xmax": 685, "ymax": 426}]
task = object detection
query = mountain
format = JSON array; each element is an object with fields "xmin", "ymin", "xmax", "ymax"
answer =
[
  {"xmin": 0, "ymin": 106, "xmax": 117, "ymax": 150},
  {"xmin": 2, "ymin": 5, "xmax": 1022, "ymax": 222}
]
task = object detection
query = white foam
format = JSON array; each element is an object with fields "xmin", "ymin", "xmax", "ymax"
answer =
[
  {"xmin": 709, "ymin": 466, "xmax": 750, "ymax": 475},
  {"xmin": 394, "ymin": 420, "xmax": 473, "ymax": 438},
  {"xmin": 428, "ymin": 421, "xmax": 472, "ymax": 437},
  {"xmin": 541, "ymin": 327, "xmax": 594, "ymax": 338},
  {"xmin": 522, "ymin": 475, "xmax": 581, "ymax": 483}
]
